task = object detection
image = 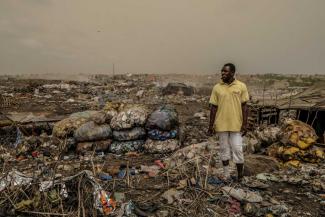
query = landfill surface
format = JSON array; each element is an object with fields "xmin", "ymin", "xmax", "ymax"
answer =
[{"xmin": 0, "ymin": 74, "xmax": 324, "ymax": 217}]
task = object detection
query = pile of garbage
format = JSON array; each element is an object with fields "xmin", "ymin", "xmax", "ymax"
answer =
[
  {"xmin": 243, "ymin": 126, "xmax": 282, "ymax": 154},
  {"xmin": 267, "ymin": 120, "xmax": 324, "ymax": 167},
  {"xmin": 52, "ymin": 103, "xmax": 181, "ymax": 156},
  {"xmin": 52, "ymin": 110, "xmax": 112, "ymax": 154},
  {"xmin": 144, "ymin": 105, "xmax": 180, "ymax": 153},
  {"xmin": 110, "ymin": 104, "xmax": 148, "ymax": 154},
  {"xmin": 243, "ymin": 120, "xmax": 324, "ymax": 167}
]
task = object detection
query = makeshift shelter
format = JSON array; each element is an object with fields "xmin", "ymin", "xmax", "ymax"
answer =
[
  {"xmin": 248, "ymin": 105, "xmax": 280, "ymax": 129},
  {"xmin": 278, "ymin": 87, "xmax": 325, "ymax": 143}
]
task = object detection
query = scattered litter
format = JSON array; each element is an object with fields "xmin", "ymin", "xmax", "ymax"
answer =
[
  {"xmin": 98, "ymin": 172, "xmax": 113, "ymax": 181},
  {"xmin": 221, "ymin": 186, "xmax": 263, "ymax": 203},
  {"xmin": 96, "ymin": 189, "xmax": 116, "ymax": 215},
  {"xmin": 256, "ymin": 173, "xmax": 279, "ymax": 182},
  {"xmin": 0, "ymin": 170, "xmax": 33, "ymax": 191},
  {"xmin": 162, "ymin": 188, "xmax": 184, "ymax": 204},
  {"xmin": 207, "ymin": 177, "xmax": 224, "ymax": 186}
]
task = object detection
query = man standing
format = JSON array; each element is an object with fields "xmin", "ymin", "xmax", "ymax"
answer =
[{"xmin": 208, "ymin": 63, "xmax": 249, "ymax": 181}]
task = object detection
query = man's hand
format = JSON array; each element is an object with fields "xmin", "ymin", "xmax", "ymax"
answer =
[
  {"xmin": 241, "ymin": 102, "xmax": 248, "ymax": 136},
  {"xmin": 207, "ymin": 126, "xmax": 215, "ymax": 136},
  {"xmin": 208, "ymin": 105, "xmax": 217, "ymax": 137},
  {"xmin": 241, "ymin": 124, "xmax": 247, "ymax": 136}
]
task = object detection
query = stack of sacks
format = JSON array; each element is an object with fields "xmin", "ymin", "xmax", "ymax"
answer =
[
  {"xmin": 74, "ymin": 120, "xmax": 112, "ymax": 154},
  {"xmin": 52, "ymin": 110, "xmax": 113, "ymax": 153},
  {"xmin": 144, "ymin": 105, "xmax": 180, "ymax": 153},
  {"xmin": 109, "ymin": 105, "xmax": 148, "ymax": 154},
  {"xmin": 267, "ymin": 119, "xmax": 324, "ymax": 167},
  {"xmin": 52, "ymin": 116, "xmax": 88, "ymax": 138}
]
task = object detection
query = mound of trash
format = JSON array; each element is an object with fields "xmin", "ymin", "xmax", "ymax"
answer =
[
  {"xmin": 267, "ymin": 120, "xmax": 324, "ymax": 167},
  {"xmin": 51, "ymin": 104, "xmax": 181, "ymax": 156}
]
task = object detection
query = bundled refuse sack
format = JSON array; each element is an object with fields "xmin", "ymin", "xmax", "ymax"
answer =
[
  {"xmin": 144, "ymin": 139, "xmax": 179, "ymax": 154},
  {"xmin": 113, "ymin": 127, "xmax": 146, "ymax": 141},
  {"xmin": 110, "ymin": 105, "xmax": 148, "ymax": 130},
  {"xmin": 145, "ymin": 105, "xmax": 178, "ymax": 131},
  {"xmin": 74, "ymin": 121, "xmax": 112, "ymax": 142},
  {"xmin": 76, "ymin": 140, "xmax": 112, "ymax": 154},
  {"xmin": 110, "ymin": 105, "xmax": 148, "ymax": 154},
  {"xmin": 243, "ymin": 126, "xmax": 281, "ymax": 154},
  {"xmin": 255, "ymin": 126, "xmax": 281, "ymax": 145},
  {"xmin": 147, "ymin": 129, "xmax": 178, "ymax": 141},
  {"xmin": 281, "ymin": 119, "xmax": 317, "ymax": 149},
  {"xmin": 144, "ymin": 105, "xmax": 180, "ymax": 153},
  {"xmin": 267, "ymin": 119, "xmax": 324, "ymax": 166},
  {"xmin": 110, "ymin": 140, "xmax": 145, "ymax": 154},
  {"xmin": 52, "ymin": 116, "xmax": 89, "ymax": 138},
  {"xmin": 102, "ymin": 102, "xmax": 122, "ymax": 123},
  {"xmin": 52, "ymin": 110, "xmax": 114, "ymax": 154},
  {"xmin": 53, "ymin": 110, "xmax": 108, "ymax": 138}
]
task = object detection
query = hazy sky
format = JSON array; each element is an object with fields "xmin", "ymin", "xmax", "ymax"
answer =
[{"xmin": 0, "ymin": 0, "xmax": 324, "ymax": 75}]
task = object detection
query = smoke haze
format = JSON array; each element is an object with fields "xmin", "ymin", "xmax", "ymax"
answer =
[{"xmin": 0, "ymin": 0, "xmax": 324, "ymax": 75}]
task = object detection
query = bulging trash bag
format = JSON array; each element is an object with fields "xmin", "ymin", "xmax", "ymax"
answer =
[
  {"xmin": 144, "ymin": 139, "xmax": 179, "ymax": 154},
  {"xmin": 109, "ymin": 140, "xmax": 145, "ymax": 154},
  {"xmin": 297, "ymin": 147, "xmax": 325, "ymax": 163},
  {"xmin": 74, "ymin": 121, "xmax": 112, "ymax": 142},
  {"xmin": 281, "ymin": 119, "xmax": 317, "ymax": 150},
  {"xmin": 102, "ymin": 102, "xmax": 122, "ymax": 113},
  {"xmin": 102, "ymin": 102, "xmax": 122, "ymax": 123},
  {"xmin": 147, "ymin": 129, "xmax": 178, "ymax": 141},
  {"xmin": 110, "ymin": 105, "xmax": 148, "ymax": 130},
  {"xmin": 53, "ymin": 117, "xmax": 89, "ymax": 138},
  {"xmin": 113, "ymin": 127, "xmax": 146, "ymax": 141},
  {"xmin": 53, "ymin": 110, "xmax": 108, "ymax": 138},
  {"xmin": 90, "ymin": 111, "xmax": 107, "ymax": 124},
  {"xmin": 146, "ymin": 105, "xmax": 178, "ymax": 131},
  {"xmin": 255, "ymin": 126, "xmax": 281, "ymax": 145},
  {"xmin": 76, "ymin": 140, "xmax": 112, "ymax": 153}
]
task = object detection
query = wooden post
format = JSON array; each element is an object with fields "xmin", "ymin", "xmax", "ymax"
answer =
[
  {"xmin": 262, "ymin": 82, "xmax": 266, "ymax": 107},
  {"xmin": 288, "ymin": 89, "xmax": 293, "ymax": 110},
  {"xmin": 275, "ymin": 90, "xmax": 278, "ymax": 106}
]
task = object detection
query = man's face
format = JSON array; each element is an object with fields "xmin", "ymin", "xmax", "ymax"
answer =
[{"xmin": 221, "ymin": 66, "xmax": 234, "ymax": 83}]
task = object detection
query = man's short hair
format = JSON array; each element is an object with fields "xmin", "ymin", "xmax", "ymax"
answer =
[{"xmin": 223, "ymin": 63, "xmax": 236, "ymax": 73}]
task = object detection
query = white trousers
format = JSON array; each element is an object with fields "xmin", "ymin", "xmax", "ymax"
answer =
[{"xmin": 218, "ymin": 132, "xmax": 244, "ymax": 164}]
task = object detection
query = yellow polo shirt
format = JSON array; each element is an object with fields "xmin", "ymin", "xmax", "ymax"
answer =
[{"xmin": 209, "ymin": 79, "xmax": 249, "ymax": 132}]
